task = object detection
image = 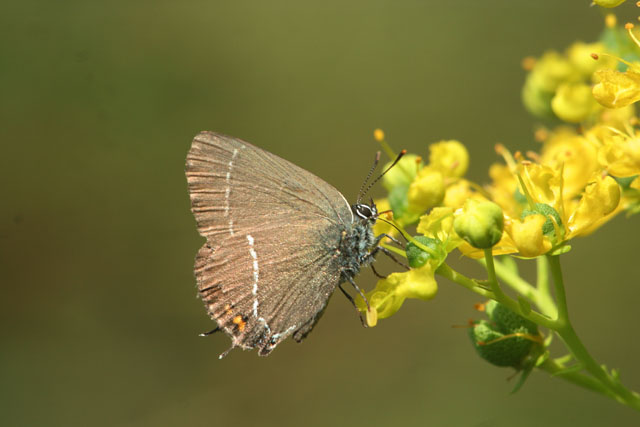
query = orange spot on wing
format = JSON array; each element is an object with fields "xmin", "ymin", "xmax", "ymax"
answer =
[{"xmin": 233, "ymin": 315, "xmax": 246, "ymax": 332}]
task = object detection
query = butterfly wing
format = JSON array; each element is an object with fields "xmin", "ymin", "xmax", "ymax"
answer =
[{"xmin": 186, "ymin": 132, "xmax": 353, "ymax": 355}]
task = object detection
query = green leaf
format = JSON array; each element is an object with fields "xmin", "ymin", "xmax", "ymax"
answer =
[
  {"xmin": 549, "ymin": 244, "xmax": 572, "ymax": 256},
  {"xmin": 511, "ymin": 365, "xmax": 534, "ymax": 394},
  {"xmin": 551, "ymin": 364, "xmax": 584, "ymax": 377}
]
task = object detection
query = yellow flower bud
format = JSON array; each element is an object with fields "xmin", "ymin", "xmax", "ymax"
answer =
[
  {"xmin": 567, "ymin": 42, "xmax": 610, "ymax": 77},
  {"xmin": 453, "ymin": 199, "xmax": 504, "ymax": 249},
  {"xmin": 530, "ymin": 51, "xmax": 577, "ymax": 93},
  {"xmin": 508, "ymin": 214, "xmax": 553, "ymax": 257},
  {"xmin": 551, "ymin": 82, "xmax": 601, "ymax": 123},
  {"xmin": 593, "ymin": 0, "xmax": 627, "ymax": 7},
  {"xmin": 428, "ymin": 140, "xmax": 469, "ymax": 178},
  {"xmin": 407, "ymin": 167, "xmax": 445, "ymax": 214},
  {"xmin": 593, "ymin": 68, "xmax": 640, "ymax": 109}
]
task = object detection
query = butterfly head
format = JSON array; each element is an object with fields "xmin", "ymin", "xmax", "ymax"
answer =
[{"xmin": 352, "ymin": 201, "xmax": 377, "ymax": 223}]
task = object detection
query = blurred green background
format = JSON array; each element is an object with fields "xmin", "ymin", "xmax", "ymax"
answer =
[{"xmin": 2, "ymin": 1, "xmax": 640, "ymax": 426}]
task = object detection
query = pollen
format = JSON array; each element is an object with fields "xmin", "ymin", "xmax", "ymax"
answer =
[{"xmin": 373, "ymin": 128, "xmax": 385, "ymax": 142}]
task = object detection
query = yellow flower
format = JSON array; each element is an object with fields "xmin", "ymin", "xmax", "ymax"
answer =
[
  {"xmin": 372, "ymin": 198, "xmax": 395, "ymax": 238},
  {"xmin": 428, "ymin": 140, "xmax": 469, "ymax": 178},
  {"xmin": 416, "ymin": 206, "xmax": 462, "ymax": 252},
  {"xmin": 541, "ymin": 127, "xmax": 600, "ymax": 198},
  {"xmin": 443, "ymin": 179, "xmax": 474, "ymax": 209},
  {"xmin": 567, "ymin": 42, "xmax": 612, "ymax": 77},
  {"xmin": 593, "ymin": 68, "xmax": 640, "ymax": 109},
  {"xmin": 507, "ymin": 214, "xmax": 553, "ymax": 257},
  {"xmin": 597, "ymin": 132, "xmax": 640, "ymax": 177},
  {"xmin": 487, "ymin": 163, "xmax": 523, "ymax": 220},
  {"xmin": 360, "ymin": 264, "xmax": 438, "ymax": 323},
  {"xmin": 597, "ymin": 104, "xmax": 636, "ymax": 130},
  {"xmin": 519, "ymin": 162, "xmax": 564, "ymax": 211},
  {"xmin": 407, "ymin": 167, "xmax": 445, "ymax": 214},
  {"xmin": 566, "ymin": 174, "xmax": 621, "ymax": 238},
  {"xmin": 463, "ymin": 143, "xmax": 623, "ymax": 259}
]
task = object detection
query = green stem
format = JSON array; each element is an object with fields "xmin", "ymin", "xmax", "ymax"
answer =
[
  {"xmin": 435, "ymin": 263, "xmax": 494, "ymax": 299},
  {"xmin": 480, "ymin": 257, "xmax": 557, "ymax": 318},
  {"xmin": 537, "ymin": 358, "xmax": 616, "ymax": 399},
  {"xmin": 547, "ymin": 255, "xmax": 568, "ymax": 324},
  {"xmin": 482, "ymin": 249, "xmax": 556, "ymax": 329},
  {"xmin": 536, "ymin": 256, "xmax": 552, "ymax": 304},
  {"xmin": 483, "ymin": 248, "xmax": 506, "ymax": 301},
  {"xmin": 547, "ymin": 255, "xmax": 640, "ymax": 410}
]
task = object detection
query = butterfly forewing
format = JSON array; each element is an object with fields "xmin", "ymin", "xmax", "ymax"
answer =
[{"xmin": 186, "ymin": 132, "xmax": 353, "ymax": 355}]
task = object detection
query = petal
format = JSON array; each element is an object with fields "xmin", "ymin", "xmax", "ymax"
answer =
[
  {"xmin": 507, "ymin": 215, "xmax": 553, "ymax": 257},
  {"xmin": 593, "ymin": 68, "xmax": 640, "ymax": 109},
  {"xmin": 567, "ymin": 175, "xmax": 621, "ymax": 237}
]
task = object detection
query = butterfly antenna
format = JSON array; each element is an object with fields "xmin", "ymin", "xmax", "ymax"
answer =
[
  {"xmin": 358, "ymin": 150, "xmax": 407, "ymax": 203},
  {"xmin": 357, "ymin": 151, "xmax": 381, "ymax": 204}
]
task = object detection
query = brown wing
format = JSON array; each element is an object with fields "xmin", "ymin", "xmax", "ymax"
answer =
[{"xmin": 186, "ymin": 132, "xmax": 353, "ymax": 355}]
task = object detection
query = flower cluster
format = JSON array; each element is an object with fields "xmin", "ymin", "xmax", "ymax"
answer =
[{"xmin": 360, "ymin": 13, "xmax": 640, "ymax": 327}]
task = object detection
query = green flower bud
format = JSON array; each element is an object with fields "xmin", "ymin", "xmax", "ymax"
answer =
[
  {"xmin": 405, "ymin": 236, "xmax": 439, "ymax": 268},
  {"xmin": 522, "ymin": 77, "xmax": 556, "ymax": 119},
  {"xmin": 382, "ymin": 154, "xmax": 423, "ymax": 191},
  {"xmin": 469, "ymin": 301, "xmax": 540, "ymax": 368},
  {"xmin": 453, "ymin": 199, "xmax": 504, "ymax": 249},
  {"xmin": 485, "ymin": 300, "xmax": 538, "ymax": 335}
]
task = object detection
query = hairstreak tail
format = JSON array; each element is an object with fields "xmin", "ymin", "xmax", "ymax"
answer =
[{"xmin": 186, "ymin": 132, "xmax": 396, "ymax": 358}]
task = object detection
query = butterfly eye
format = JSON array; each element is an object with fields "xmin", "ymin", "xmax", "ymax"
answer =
[{"xmin": 354, "ymin": 204, "xmax": 373, "ymax": 219}]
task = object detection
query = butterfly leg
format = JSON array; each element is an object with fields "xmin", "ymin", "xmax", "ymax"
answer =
[
  {"xmin": 379, "ymin": 246, "xmax": 410, "ymax": 270},
  {"xmin": 343, "ymin": 274, "xmax": 370, "ymax": 311},
  {"xmin": 218, "ymin": 345, "xmax": 235, "ymax": 360},
  {"xmin": 199, "ymin": 326, "xmax": 221, "ymax": 337},
  {"xmin": 370, "ymin": 263, "xmax": 387, "ymax": 279},
  {"xmin": 338, "ymin": 283, "xmax": 367, "ymax": 327},
  {"xmin": 367, "ymin": 245, "xmax": 410, "ymax": 271},
  {"xmin": 375, "ymin": 233, "xmax": 406, "ymax": 247}
]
